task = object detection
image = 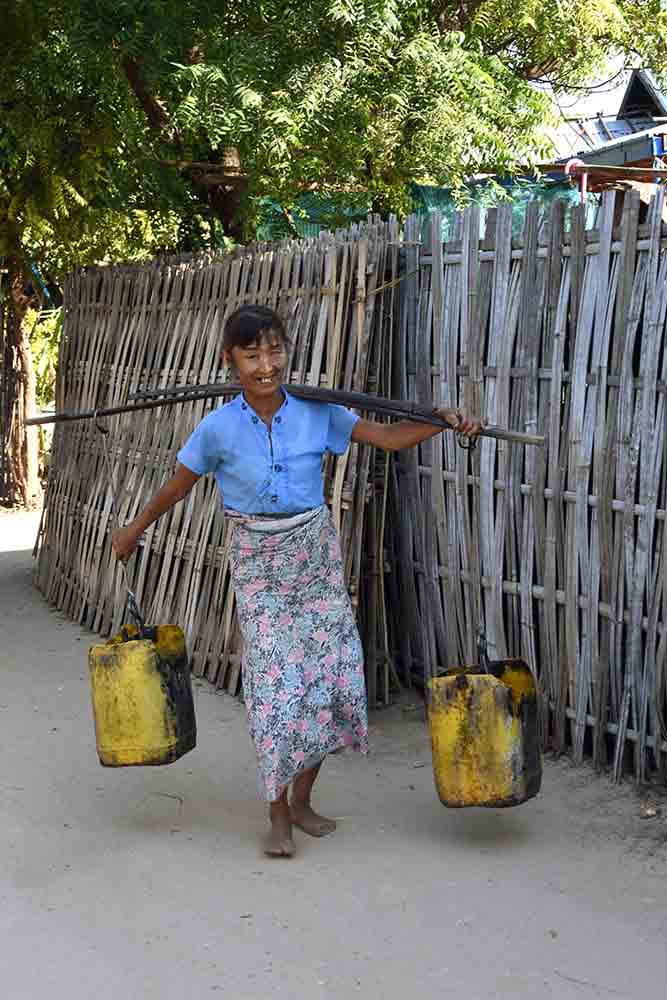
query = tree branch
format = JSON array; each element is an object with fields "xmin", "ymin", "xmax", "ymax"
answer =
[
  {"xmin": 280, "ymin": 206, "xmax": 299, "ymax": 238},
  {"xmin": 122, "ymin": 56, "xmax": 170, "ymax": 131},
  {"xmin": 435, "ymin": 0, "xmax": 487, "ymax": 34}
]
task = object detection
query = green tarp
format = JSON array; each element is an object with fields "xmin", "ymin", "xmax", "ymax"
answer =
[{"xmin": 254, "ymin": 177, "xmax": 599, "ymax": 241}]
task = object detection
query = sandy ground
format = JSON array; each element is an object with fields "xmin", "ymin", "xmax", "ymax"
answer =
[{"xmin": 1, "ymin": 510, "xmax": 666, "ymax": 1000}]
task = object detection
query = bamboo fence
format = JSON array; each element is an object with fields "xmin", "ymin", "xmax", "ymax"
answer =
[
  {"xmin": 390, "ymin": 189, "xmax": 667, "ymax": 781},
  {"xmin": 36, "ymin": 189, "xmax": 667, "ymax": 780},
  {"xmin": 35, "ymin": 220, "xmax": 400, "ymax": 707}
]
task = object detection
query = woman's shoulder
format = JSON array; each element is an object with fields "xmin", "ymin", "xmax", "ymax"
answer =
[
  {"xmin": 284, "ymin": 390, "xmax": 346, "ymax": 416},
  {"xmin": 191, "ymin": 395, "xmax": 243, "ymax": 437},
  {"xmin": 202, "ymin": 394, "xmax": 243, "ymax": 422}
]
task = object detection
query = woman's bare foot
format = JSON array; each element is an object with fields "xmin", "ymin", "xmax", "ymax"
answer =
[
  {"xmin": 266, "ymin": 800, "xmax": 295, "ymax": 858},
  {"xmin": 290, "ymin": 802, "xmax": 337, "ymax": 838}
]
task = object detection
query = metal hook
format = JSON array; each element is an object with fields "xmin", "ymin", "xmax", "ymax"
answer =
[
  {"xmin": 126, "ymin": 589, "xmax": 147, "ymax": 638},
  {"xmin": 93, "ymin": 410, "xmax": 108, "ymax": 436},
  {"xmin": 477, "ymin": 630, "xmax": 490, "ymax": 674},
  {"xmin": 456, "ymin": 431, "xmax": 478, "ymax": 452}
]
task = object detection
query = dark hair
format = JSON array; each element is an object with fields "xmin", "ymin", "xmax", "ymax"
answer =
[{"xmin": 223, "ymin": 305, "xmax": 289, "ymax": 352}]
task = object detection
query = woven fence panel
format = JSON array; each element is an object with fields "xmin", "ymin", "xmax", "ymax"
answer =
[
  {"xmin": 391, "ymin": 190, "xmax": 667, "ymax": 779},
  {"xmin": 36, "ymin": 221, "xmax": 400, "ymax": 701},
  {"xmin": 37, "ymin": 193, "xmax": 667, "ymax": 778}
]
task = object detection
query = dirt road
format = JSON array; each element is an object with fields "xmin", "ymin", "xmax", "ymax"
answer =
[{"xmin": 1, "ymin": 510, "xmax": 665, "ymax": 999}]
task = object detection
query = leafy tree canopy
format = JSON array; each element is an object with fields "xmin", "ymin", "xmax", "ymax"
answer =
[
  {"xmin": 4, "ymin": 0, "xmax": 667, "ymax": 268},
  {"xmin": 3, "ymin": 0, "xmax": 667, "ymax": 504}
]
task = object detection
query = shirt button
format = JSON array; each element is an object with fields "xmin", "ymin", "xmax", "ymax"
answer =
[
  {"xmin": 241, "ymin": 403, "xmax": 247, "ymax": 410},
  {"xmin": 274, "ymin": 464, "xmax": 282, "ymax": 472},
  {"xmin": 252, "ymin": 416, "xmax": 259, "ymax": 424},
  {"xmin": 271, "ymin": 495, "xmax": 278, "ymax": 503},
  {"xmin": 274, "ymin": 416, "xmax": 282, "ymax": 424}
]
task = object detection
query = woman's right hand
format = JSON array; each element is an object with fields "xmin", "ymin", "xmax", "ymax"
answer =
[{"xmin": 111, "ymin": 524, "xmax": 141, "ymax": 562}]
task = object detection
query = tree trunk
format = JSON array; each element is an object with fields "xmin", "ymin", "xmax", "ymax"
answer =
[
  {"xmin": 3, "ymin": 259, "xmax": 42, "ymax": 508},
  {"xmin": 209, "ymin": 183, "xmax": 247, "ymax": 243}
]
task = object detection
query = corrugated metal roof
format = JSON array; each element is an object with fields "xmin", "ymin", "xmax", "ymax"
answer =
[
  {"xmin": 546, "ymin": 67, "xmax": 667, "ymax": 160},
  {"xmin": 579, "ymin": 114, "xmax": 658, "ymax": 147},
  {"xmin": 570, "ymin": 119, "xmax": 666, "ymax": 167},
  {"xmin": 550, "ymin": 115, "xmax": 659, "ymax": 159}
]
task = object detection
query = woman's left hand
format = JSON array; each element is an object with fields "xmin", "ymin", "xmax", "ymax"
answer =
[{"xmin": 436, "ymin": 407, "xmax": 485, "ymax": 439}]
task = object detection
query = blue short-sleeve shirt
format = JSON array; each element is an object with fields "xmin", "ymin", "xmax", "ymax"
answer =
[{"xmin": 176, "ymin": 389, "xmax": 359, "ymax": 515}]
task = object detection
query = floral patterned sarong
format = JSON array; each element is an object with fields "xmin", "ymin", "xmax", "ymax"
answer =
[{"xmin": 229, "ymin": 505, "xmax": 369, "ymax": 801}]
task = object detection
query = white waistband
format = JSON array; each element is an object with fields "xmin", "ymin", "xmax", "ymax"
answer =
[{"xmin": 225, "ymin": 506, "xmax": 323, "ymax": 532}]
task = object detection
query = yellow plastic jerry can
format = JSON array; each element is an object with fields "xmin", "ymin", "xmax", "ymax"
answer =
[
  {"xmin": 428, "ymin": 659, "xmax": 541, "ymax": 808},
  {"xmin": 88, "ymin": 624, "xmax": 196, "ymax": 766}
]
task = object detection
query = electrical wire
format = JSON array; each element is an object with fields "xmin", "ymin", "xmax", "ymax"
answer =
[{"xmin": 533, "ymin": 66, "xmax": 632, "ymax": 93}]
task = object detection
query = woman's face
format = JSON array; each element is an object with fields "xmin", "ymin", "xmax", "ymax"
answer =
[{"xmin": 225, "ymin": 332, "xmax": 288, "ymax": 399}]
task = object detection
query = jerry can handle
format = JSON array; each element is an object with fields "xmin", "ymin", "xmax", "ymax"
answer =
[
  {"xmin": 477, "ymin": 630, "xmax": 490, "ymax": 674},
  {"xmin": 126, "ymin": 589, "xmax": 148, "ymax": 638}
]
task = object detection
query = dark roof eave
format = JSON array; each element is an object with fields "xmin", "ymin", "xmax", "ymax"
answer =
[{"xmin": 617, "ymin": 68, "xmax": 667, "ymax": 119}]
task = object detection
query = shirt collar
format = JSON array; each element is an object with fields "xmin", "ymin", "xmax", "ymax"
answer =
[{"xmin": 238, "ymin": 386, "xmax": 289, "ymax": 418}]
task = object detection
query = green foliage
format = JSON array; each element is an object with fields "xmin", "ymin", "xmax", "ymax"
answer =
[
  {"xmin": 466, "ymin": 1, "xmax": 667, "ymax": 87},
  {"xmin": 84, "ymin": 0, "xmax": 665, "ymax": 225},
  {"xmin": 3, "ymin": 0, "xmax": 667, "ymax": 270},
  {"xmin": 4, "ymin": 0, "xmax": 665, "ymax": 495},
  {"xmin": 27, "ymin": 308, "xmax": 62, "ymax": 411}
]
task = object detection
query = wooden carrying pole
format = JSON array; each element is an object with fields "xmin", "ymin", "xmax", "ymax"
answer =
[{"xmin": 27, "ymin": 382, "xmax": 544, "ymax": 447}]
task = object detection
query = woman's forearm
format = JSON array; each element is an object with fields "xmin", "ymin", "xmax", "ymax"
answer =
[
  {"xmin": 351, "ymin": 410, "xmax": 460, "ymax": 452},
  {"xmin": 112, "ymin": 465, "xmax": 200, "ymax": 561},
  {"xmin": 132, "ymin": 482, "xmax": 183, "ymax": 533},
  {"xmin": 380, "ymin": 420, "xmax": 445, "ymax": 451},
  {"xmin": 130, "ymin": 465, "xmax": 200, "ymax": 535}
]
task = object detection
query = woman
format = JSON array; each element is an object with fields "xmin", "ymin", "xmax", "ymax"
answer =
[{"xmin": 112, "ymin": 304, "xmax": 482, "ymax": 857}]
